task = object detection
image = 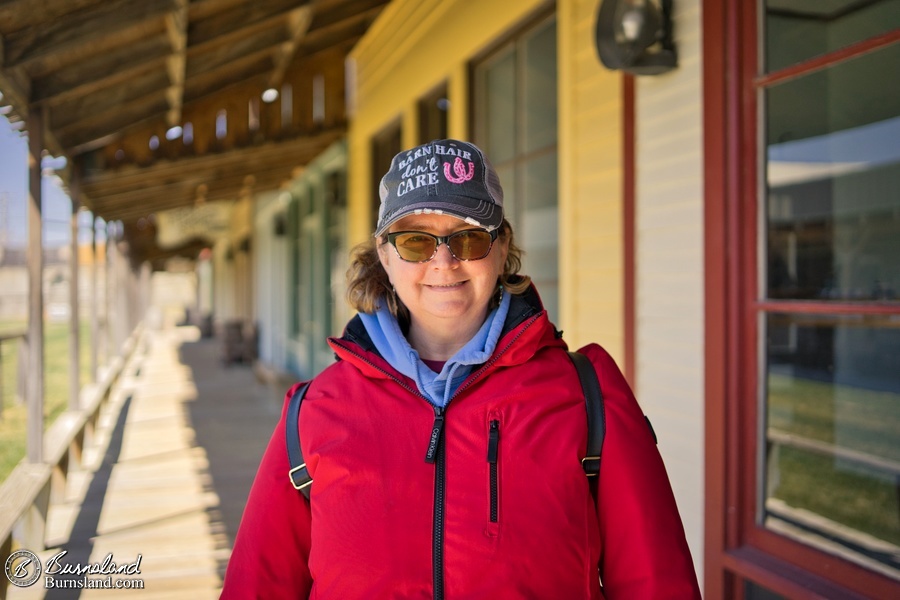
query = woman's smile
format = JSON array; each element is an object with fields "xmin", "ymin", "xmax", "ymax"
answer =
[{"xmin": 378, "ymin": 213, "xmax": 508, "ymax": 351}]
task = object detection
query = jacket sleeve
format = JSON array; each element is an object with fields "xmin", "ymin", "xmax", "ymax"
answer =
[
  {"xmin": 580, "ymin": 344, "xmax": 702, "ymax": 600},
  {"xmin": 220, "ymin": 382, "xmax": 313, "ymax": 599}
]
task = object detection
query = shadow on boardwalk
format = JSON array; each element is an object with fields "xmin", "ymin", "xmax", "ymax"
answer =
[{"xmin": 178, "ymin": 336, "xmax": 287, "ymax": 578}]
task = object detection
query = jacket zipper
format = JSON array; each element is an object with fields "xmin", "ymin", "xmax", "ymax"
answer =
[
  {"xmin": 487, "ymin": 419, "xmax": 500, "ymax": 523},
  {"xmin": 329, "ymin": 317, "xmax": 540, "ymax": 599},
  {"xmin": 432, "ymin": 408, "xmax": 446, "ymax": 600}
]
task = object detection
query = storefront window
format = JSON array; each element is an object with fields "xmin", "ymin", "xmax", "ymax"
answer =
[{"xmin": 760, "ymin": 0, "xmax": 900, "ymax": 584}]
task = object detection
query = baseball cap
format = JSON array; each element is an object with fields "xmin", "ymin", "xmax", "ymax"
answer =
[{"xmin": 374, "ymin": 139, "xmax": 504, "ymax": 237}]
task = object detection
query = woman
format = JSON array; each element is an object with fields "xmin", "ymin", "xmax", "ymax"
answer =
[{"xmin": 221, "ymin": 139, "xmax": 701, "ymax": 599}]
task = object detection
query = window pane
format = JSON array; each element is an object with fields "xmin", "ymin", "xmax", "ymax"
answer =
[
  {"xmin": 521, "ymin": 152, "xmax": 558, "ymax": 318},
  {"xmin": 480, "ymin": 49, "xmax": 517, "ymax": 164},
  {"xmin": 522, "ymin": 19, "xmax": 557, "ymax": 153},
  {"xmin": 745, "ymin": 580, "xmax": 788, "ymax": 600},
  {"xmin": 765, "ymin": 44, "xmax": 900, "ymax": 301},
  {"xmin": 764, "ymin": 312, "xmax": 900, "ymax": 575},
  {"xmin": 764, "ymin": 0, "xmax": 900, "ymax": 73}
]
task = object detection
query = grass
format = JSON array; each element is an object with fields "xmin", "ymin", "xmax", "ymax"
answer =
[
  {"xmin": 767, "ymin": 373, "xmax": 900, "ymax": 547},
  {"xmin": 0, "ymin": 319, "xmax": 93, "ymax": 482},
  {"xmin": 772, "ymin": 446, "xmax": 900, "ymax": 545}
]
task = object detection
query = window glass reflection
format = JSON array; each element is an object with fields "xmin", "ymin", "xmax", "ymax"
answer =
[
  {"xmin": 765, "ymin": 45, "xmax": 900, "ymax": 301},
  {"xmin": 764, "ymin": 313, "xmax": 900, "ymax": 575},
  {"xmin": 765, "ymin": 0, "xmax": 900, "ymax": 73}
]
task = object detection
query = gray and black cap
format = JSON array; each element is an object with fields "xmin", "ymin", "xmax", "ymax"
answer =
[{"xmin": 374, "ymin": 139, "xmax": 504, "ymax": 237}]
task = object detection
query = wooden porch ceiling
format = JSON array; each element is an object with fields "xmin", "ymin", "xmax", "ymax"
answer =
[{"xmin": 0, "ymin": 0, "xmax": 388, "ymax": 234}]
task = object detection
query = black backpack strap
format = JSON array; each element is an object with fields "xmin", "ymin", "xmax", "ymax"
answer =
[
  {"xmin": 286, "ymin": 382, "xmax": 313, "ymax": 499},
  {"xmin": 567, "ymin": 351, "xmax": 605, "ymax": 478}
]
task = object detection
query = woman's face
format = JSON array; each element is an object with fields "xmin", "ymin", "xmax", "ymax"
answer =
[{"xmin": 378, "ymin": 213, "xmax": 509, "ymax": 333}]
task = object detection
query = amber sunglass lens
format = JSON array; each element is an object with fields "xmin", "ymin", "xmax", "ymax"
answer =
[
  {"xmin": 448, "ymin": 230, "xmax": 492, "ymax": 260},
  {"xmin": 394, "ymin": 233, "xmax": 437, "ymax": 262}
]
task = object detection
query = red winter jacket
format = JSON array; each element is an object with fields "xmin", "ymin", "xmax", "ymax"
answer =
[{"xmin": 221, "ymin": 289, "xmax": 700, "ymax": 599}]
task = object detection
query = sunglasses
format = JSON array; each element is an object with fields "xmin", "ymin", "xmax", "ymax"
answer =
[{"xmin": 384, "ymin": 228, "xmax": 499, "ymax": 263}]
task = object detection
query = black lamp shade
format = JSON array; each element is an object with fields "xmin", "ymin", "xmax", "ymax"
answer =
[{"xmin": 595, "ymin": 0, "xmax": 677, "ymax": 76}]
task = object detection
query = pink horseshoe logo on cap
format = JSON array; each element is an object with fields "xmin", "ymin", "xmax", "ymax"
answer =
[{"xmin": 443, "ymin": 157, "xmax": 475, "ymax": 184}]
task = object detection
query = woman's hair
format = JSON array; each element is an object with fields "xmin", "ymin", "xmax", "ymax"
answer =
[{"xmin": 346, "ymin": 218, "xmax": 531, "ymax": 317}]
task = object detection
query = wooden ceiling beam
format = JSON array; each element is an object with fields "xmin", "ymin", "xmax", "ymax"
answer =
[
  {"xmin": 0, "ymin": 0, "xmax": 104, "ymax": 34},
  {"xmin": 188, "ymin": 0, "xmax": 250, "ymax": 22},
  {"xmin": 0, "ymin": 62, "xmax": 30, "ymax": 117},
  {"xmin": 0, "ymin": 64, "xmax": 67, "ymax": 156},
  {"xmin": 87, "ymin": 169, "xmax": 297, "ymax": 222},
  {"xmin": 89, "ymin": 164, "xmax": 294, "ymax": 208},
  {"xmin": 297, "ymin": 5, "xmax": 383, "ymax": 55},
  {"xmin": 267, "ymin": 6, "xmax": 313, "ymax": 91},
  {"xmin": 3, "ymin": 0, "xmax": 171, "ymax": 75},
  {"xmin": 82, "ymin": 129, "xmax": 342, "ymax": 193},
  {"xmin": 51, "ymin": 69, "xmax": 169, "ymax": 131},
  {"xmin": 184, "ymin": 54, "xmax": 273, "ymax": 103},
  {"xmin": 187, "ymin": 0, "xmax": 309, "ymax": 49},
  {"xmin": 165, "ymin": 0, "xmax": 189, "ymax": 127},
  {"xmin": 57, "ymin": 94, "xmax": 170, "ymax": 150},
  {"xmin": 30, "ymin": 37, "xmax": 170, "ymax": 106},
  {"xmin": 311, "ymin": 0, "xmax": 388, "ymax": 30},
  {"xmin": 186, "ymin": 30, "xmax": 285, "ymax": 79}
]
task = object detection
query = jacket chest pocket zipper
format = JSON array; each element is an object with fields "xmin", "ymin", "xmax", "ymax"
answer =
[{"xmin": 487, "ymin": 419, "xmax": 500, "ymax": 524}]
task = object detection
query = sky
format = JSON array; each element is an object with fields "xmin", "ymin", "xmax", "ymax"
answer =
[{"xmin": 0, "ymin": 112, "xmax": 94, "ymax": 249}]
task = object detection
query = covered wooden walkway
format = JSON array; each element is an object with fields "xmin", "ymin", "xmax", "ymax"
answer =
[{"xmin": 6, "ymin": 317, "xmax": 288, "ymax": 599}]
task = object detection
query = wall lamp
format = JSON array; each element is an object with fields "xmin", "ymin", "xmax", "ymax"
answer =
[{"xmin": 594, "ymin": 0, "xmax": 677, "ymax": 75}]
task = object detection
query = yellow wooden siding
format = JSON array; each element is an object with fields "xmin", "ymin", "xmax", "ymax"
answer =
[{"xmin": 559, "ymin": 0, "xmax": 624, "ymax": 359}]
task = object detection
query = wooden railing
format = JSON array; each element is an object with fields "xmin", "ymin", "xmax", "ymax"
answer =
[{"xmin": 0, "ymin": 325, "xmax": 143, "ymax": 599}]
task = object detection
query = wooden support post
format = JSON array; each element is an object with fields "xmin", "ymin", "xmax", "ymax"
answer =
[
  {"xmin": 105, "ymin": 222, "xmax": 113, "ymax": 361},
  {"xmin": 17, "ymin": 336, "xmax": 27, "ymax": 404},
  {"xmin": 23, "ymin": 478, "xmax": 50, "ymax": 550},
  {"xmin": 26, "ymin": 106, "xmax": 45, "ymax": 463},
  {"xmin": 69, "ymin": 174, "xmax": 82, "ymax": 411},
  {"xmin": 117, "ymin": 239, "xmax": 128, "ymax": 351},
  {"xmin": 141, "ymin": 262, "xmax": 152, "ymax": 328},
  {"xmin": 90, "ymin": 215, "xmax": 99, "ymax": 382}
]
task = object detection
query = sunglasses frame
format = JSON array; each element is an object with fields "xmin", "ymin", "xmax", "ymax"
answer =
[{"xmin": 384, "ymin": 228, "xmax": 499, "ymax": 263}]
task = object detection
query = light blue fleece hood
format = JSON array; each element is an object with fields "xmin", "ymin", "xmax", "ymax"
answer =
[{"xmin": 359, "ymin": 290, "xmax": 511, "ymax": 408}]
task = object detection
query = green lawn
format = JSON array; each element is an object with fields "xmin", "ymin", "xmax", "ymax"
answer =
[
  {"xmin": 767, "ymin": 373, "xmax": 900, "ymax": 546},
  {"xmin": 0, "ymin": 320, "xmax": 93, "ymax": 482}
]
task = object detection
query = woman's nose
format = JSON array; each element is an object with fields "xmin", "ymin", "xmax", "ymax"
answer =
[{"xmin": 431, "ymin": 242, "xmax": 458, "ymax": 267}]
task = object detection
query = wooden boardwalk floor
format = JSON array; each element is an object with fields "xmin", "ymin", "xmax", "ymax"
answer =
[{"xmin": 8, "ymin": 324, "xmax": 287, "ymax": 600}]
